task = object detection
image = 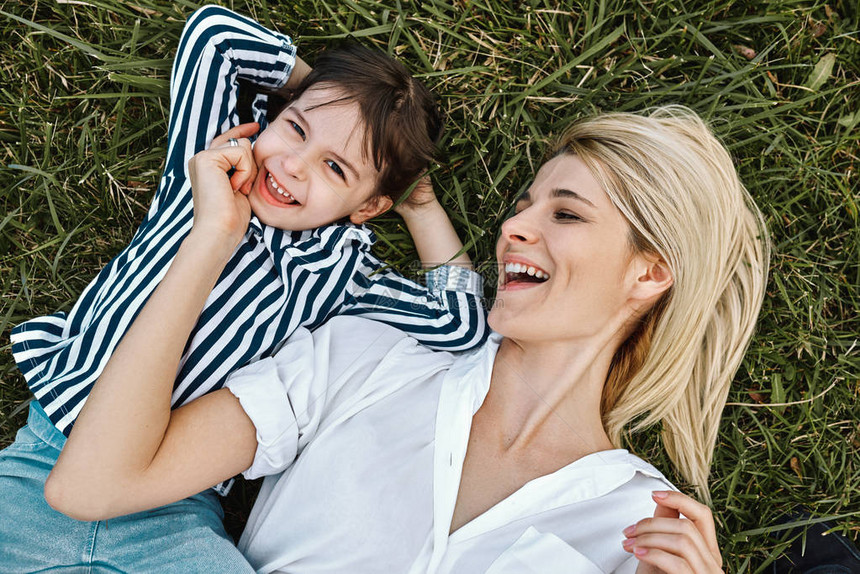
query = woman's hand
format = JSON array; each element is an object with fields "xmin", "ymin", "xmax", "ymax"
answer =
[
  {"xmin": 624, "ymin": 491, "xmax": 724, "ymax": 573},
  {"xmin": 187, "ymin": 122, "xmax": 259, "ymax": 247}
]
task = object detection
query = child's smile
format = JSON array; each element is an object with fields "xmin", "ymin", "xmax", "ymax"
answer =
[{"xmin": 260, "ymin": 170, "xmax": 300, "ymax": 206}]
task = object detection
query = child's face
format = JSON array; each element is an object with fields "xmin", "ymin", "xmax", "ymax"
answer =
[{"xmin": 248, "ymin": 86, "xmax": 390, "ymax": 231}]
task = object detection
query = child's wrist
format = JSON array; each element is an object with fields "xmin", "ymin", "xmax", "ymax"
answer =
[
  {"xmin": 185, "ymin": 227, "xmax": 242, "ymax": 262},
  {"xmin": 397, "ymin": 196, "xmax": 443, "ymax": 221}
]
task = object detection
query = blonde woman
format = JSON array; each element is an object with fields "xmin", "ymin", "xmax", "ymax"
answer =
[{"xmin": 45, "ymin": 106, "xmax": 767, "ymax": 573}]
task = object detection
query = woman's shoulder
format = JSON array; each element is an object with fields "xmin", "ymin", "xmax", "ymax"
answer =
[
  {"xmin": 316, "ymin": 316, "xmax": 457, "ymax": 364},
  {"xmin": 580, "ymin": 449, "xmax": 676, "ymax": 493}
]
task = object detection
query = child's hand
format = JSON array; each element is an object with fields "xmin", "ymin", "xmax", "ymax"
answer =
[
  {"xmin": 395, "ymin": 175, "xmax": 472, "ymax": 269},
  {"xmin": 188, "ymin": 123, "xmax": 259, "ymax": 247},
  {"xmin": 394, "ymin": 175, "xmax": 439, "ymax": 217},
  {"xmin": 625, "ymin": 491, "xmax": 724, "ymax": 573}
]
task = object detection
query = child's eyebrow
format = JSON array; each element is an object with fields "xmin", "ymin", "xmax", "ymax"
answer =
[
  {"xmin": 294, "ymin": 108, "xmax": 360, "ymax": 182},
  {"xmin": 329, "ymin": 151, "xmax": 360, "ymax": 182}
]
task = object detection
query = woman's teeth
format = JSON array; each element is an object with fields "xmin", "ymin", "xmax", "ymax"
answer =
[
  {"xmin": 504, "ymin": 262, "xmax": 548, "ymax": 280},
  {"xmin": 268, "ymin": 173, "xmax": 298, "ymax": 204}
]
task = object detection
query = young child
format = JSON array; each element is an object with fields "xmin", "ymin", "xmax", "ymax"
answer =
[{"xmin": 10, "ymin": 6, "xmax": 488, "ymax": 440}]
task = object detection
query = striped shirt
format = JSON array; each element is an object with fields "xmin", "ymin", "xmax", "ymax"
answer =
[{"xmin": 10, "ymin": 5, "xmax": 487, "ymax": 437}]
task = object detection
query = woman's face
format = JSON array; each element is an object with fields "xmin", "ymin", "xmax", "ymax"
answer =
[
  {"xmin": 488, "ymin": 154, "xmax": 645, "ymax": 344},
  {"xmin": 247, "ymin": 86, "xmax": 388, "ymax": 231}
]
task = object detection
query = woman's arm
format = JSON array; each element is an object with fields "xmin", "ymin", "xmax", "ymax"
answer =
[{"xmin": 45, "ymin": 126, "xmax": 260, "ymax": 522}]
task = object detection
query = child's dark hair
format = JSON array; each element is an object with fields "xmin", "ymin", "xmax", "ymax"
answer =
[{"xmin": 273, "ymin": 44, "xmax": 443, "ymax": 205}]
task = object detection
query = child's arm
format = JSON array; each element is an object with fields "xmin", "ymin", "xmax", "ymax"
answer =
[
  {"xmin": 275, "ymin": 56, "xmax": 312, "ymax": 95},
  {"xmin": 11, "ymin": 7, "xmax": 311, "ymax": 437},
  {"xmin": 395, "ymin": 177, "xmax": 473, "ymax": 269},
  {"xmin": 344, "ymin": 178, "xmax": 488, "ymax": 352},
  {"xmin": 164, "ymin": 5, "xmax": 301, "ymax": 191}
]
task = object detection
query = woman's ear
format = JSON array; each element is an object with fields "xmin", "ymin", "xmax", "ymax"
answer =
[
  {"xmin": 349, "ymin": 195, "xmax": 393, "ymax": 224},
  {"xmin": 630, "ymin": 253, "xmax": 674, "ymax": 303}
]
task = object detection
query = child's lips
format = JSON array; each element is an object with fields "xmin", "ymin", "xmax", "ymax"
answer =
[
  {"xmin": 265, "ymin": 172, "xmax": 300, "ymax": 204},
  {"xmin": 258, "ymin": 169, "xmax": 300, "ymax": 207}
]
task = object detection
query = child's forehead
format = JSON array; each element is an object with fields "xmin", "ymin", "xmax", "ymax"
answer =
[{"xmin": 283, "ymin": 85, "xmax": 359, "ymax": 117}]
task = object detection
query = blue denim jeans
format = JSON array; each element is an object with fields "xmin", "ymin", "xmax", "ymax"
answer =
[{"xmin": 0, "ymin": 402, "xmax": 254, "ymax": 573}]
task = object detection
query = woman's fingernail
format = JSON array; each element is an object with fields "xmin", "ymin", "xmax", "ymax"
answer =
[
  {"xmin": 622, "ymin": 525, "xmax": 636, "ymax": 537},
  {"xmin": 634, "ymin": 547, "xmax": 648, "ymax": 557},
  {"xmin": 622, "ymin": 538, "xmax": 634, "ymax": 549},
  {"xmin": 652, "ymin": 490, "xmax": 669, "ymax": 499}
]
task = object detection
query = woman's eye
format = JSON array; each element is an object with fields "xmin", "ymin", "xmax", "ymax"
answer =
[
  {"xmin": 554, "ymin": 211, "xmax": 582, "ymax": 222},
  {"xmin": 326, "ymin": 160, "xmax": 345, "ymax": 180},
  {"xmin": 288, "ymin": 120, "xmax": 306, "ymax": 141}
]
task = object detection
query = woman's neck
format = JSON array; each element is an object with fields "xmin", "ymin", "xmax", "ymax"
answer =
[{"xmin": 485, "ymin": 336, "xmax": 617, "ymax": 458}]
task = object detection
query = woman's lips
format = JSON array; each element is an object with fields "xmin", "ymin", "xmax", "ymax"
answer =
[{"xmin": 498, "ymin": 260, "xmax": 550, "ymax": 290}]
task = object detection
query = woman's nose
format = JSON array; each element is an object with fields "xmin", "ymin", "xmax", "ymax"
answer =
[{"xmin": 500, "ymin": 210, "xmax": 538, "ymax": 244}]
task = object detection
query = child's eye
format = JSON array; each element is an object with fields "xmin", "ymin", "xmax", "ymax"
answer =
[
  {"xmin": 326, "ymin": 160, "xmax": 345, "ymax": 180},
  {"xmin": 554, "ymin": 211, "xmax": 583, "ymax": 222},
  {"xmin": 288, "ymin": 120, "xmax": 306, "ymax": 141}
]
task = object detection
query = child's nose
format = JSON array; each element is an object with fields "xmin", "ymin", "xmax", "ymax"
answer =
[{"xmin": 280, "ymin": 152, "xmax": 308, "ymax": 181}]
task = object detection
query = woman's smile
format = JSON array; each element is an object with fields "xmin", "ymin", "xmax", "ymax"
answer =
[
  {"xmin": 488, "ymin": 154, "xmax": 637, "ymax": 341},
  {"xmin": 498, "ymin": 256, "xmax": 550, "ymax": 291}
]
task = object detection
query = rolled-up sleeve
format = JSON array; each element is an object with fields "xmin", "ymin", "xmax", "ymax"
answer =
[
  {"xmin": 224, "ymin": 317, "xmax": 429, "ymax": 479},
  {"xmin": 224, "ymin": 327, "xmax": 321, "ymax": 479}
]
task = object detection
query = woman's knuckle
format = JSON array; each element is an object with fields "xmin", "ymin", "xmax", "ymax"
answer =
[
  {"xmin": 678, "ymin": 536, "xmax": 696, "ymax": 555},
  {"xmin": 680, "ymin": 519, "xmax": 697, "ymax": 536}
]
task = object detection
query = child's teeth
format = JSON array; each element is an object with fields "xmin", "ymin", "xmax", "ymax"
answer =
[{"xmin": 268, "ymin": 173, "xmax": 297, "ymax": 203}]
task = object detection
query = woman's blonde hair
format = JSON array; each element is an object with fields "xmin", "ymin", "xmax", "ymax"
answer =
[{"xmin": 552, "ymin": 106, "xmax": 769, "ymax": 501}]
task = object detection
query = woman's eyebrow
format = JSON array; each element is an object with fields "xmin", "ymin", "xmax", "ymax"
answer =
[
  {"xmin": 515, "ymin": 188, "xmax": 596, "ymax": 207},
  {"xmin": 552, "ymin": 188, "xmax": 596, "ymax": 208}
]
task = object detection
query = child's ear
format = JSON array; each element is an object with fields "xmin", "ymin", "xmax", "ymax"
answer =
[{"xmin": 349, "ymin": 195, "xmax": 393, "ymax": 225}]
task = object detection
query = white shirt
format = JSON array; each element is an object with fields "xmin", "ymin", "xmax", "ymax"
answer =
[{"xmin": 225, "ymin": 316, "xmax": 675, "ymax": 573}]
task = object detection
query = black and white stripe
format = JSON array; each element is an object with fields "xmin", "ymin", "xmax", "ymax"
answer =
[{"xmin": 11, "ymin": 5, "xmax": 487, "ymax": 436}]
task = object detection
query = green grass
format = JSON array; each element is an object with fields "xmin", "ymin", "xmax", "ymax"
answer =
[{"xmin": 1, "ymin": 0, "xmax": 857, "ymax": 570}]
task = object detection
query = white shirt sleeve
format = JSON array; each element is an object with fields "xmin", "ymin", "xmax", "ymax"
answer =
[
  {"xmin": 224, "ymin": 316, "xmax": 423, "ymax": 479},
  {"xmin": 613, "ymin": 556, "xmax": 640, "ymax": 574}
]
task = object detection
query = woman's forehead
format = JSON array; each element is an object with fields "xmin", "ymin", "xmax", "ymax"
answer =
[{"xmin": 526, "ymin": 155, "xmax": 607, "ymax": 207}]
